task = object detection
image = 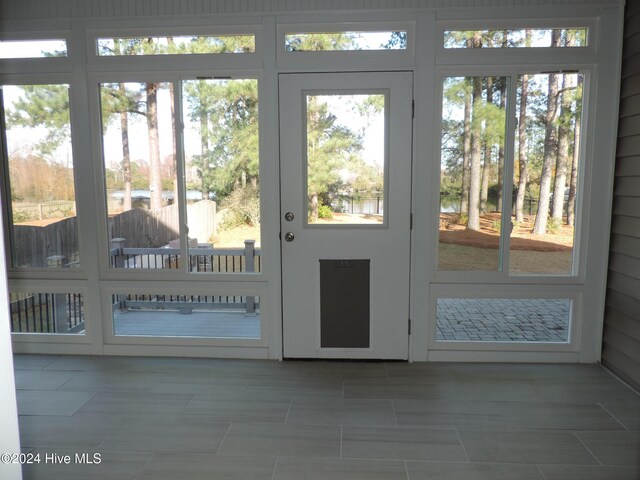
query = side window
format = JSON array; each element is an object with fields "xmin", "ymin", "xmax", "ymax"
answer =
[{"xmin": 1, "ymin": 83, "xmax": 80, "ymax": 268}]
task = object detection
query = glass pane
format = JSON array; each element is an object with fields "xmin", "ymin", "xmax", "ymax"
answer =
[
  {"xmin": 436, "ymin": 298, "xmax": 570, "ymax": 343},
  {"xmin": 438, "ymin": 77, "xmax": 507, "ymax": 271},
  {"xmin": 2, "ymin": 84, "xmax": 80, "ymax": 268},
  {"xmin": 99, "ymin": 82, "xmax": 178, "ymax": 269},
  {"xmin": 285, "ymin": 31, "xmax": 407, "ymax": 51},
  {"xmin": 112, "ymin": 293, "xmax": 260, "ymax": 339},
  {"xmin": 97, "ymin": 36, "xmax": 255, "ymax": 56},
  {"xmin": 9, "ymin": 292, "xmax": 85, "ymax": 335},
  {"xmin": 182, "ymin": 79, "xmax": 261, "ymax": 272},
  {"xmin": 444, "ymin": 28, "xmax": 587, "ymax": 48},
  {"xmin": 0, "ymin": 39, "xmax": 67, "ymax": 58},
  {"xmin": 510, "ymin": 73, "xmax": 583, "ymax": 275},
  {"xmin": 305, "ymin": 93, "xmax": 385, "ymax": 225}
]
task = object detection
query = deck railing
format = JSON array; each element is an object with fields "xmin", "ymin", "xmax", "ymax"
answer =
[
  {"xmin": 112, "ymin": 293, "xmax": 259, "ymax": 316},
  {"xmin": 9, "ymin": 292, "xmax": 84, "ymax": 334},
  {"xmin": 109, "ymin": 239, "xmax": 261, "ymax": 273}
]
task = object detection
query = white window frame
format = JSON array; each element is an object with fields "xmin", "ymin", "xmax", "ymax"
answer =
[
  {"xmin": 0, "ymin": 73, "xmax": 89, "ymax": 280},
  {"xmin": 431, "ymin": 65, "xmax": 593, "ymax": 286},
  {"xmin": 89, "ymin": 70, "xmax": 266, "ymax": 283},
  {"xmin": 100, "ymin": 283, "xmax": 269, "ymax": 350},
  {"xmin": 435, "ymin": 18, "xmax": 598, "ymax": 67},
  {"xmin": 277, "ymin": 20, "xmax": 416, "ymax": 71},
  {"xmin": 428, "ymin": 284, "xmax": 583, "ymax": 354},
  {"xmin": 86, "ymin": 24, "xmax": 262, "ymax": 72}
]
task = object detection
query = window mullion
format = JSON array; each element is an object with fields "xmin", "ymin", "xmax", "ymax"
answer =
[
  {"xmin": 174, "ymin": 79, "xmax": 189, "ymax": 273},
  {"xmin": 499, "ymin": 74, "xmax": 517, "ymax": 276}
]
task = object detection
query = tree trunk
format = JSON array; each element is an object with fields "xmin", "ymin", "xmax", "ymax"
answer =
[
  {"xmin": 497, "ymin": 79, "xmax": 506, "ymax": 212},
  {"xmin": 568, "ymin": 75, "xmax": 582, "ymax": 227},
  {"xmin": 310, "ymin": 192, "xmax": 319, "ymax": 222},
  {"xmin": 516, "ymin": 74, "xmax": 529, "ymax": 223},
  {"xmin": 167, "ymin": 38, "xmax": 179, "ymax": 207},
  {"xmin": 551, "ymin": 72, "xmax": 575, "ymax": 221},
  {"xmin": 480, "ymin": 77, "xmax": 493, "ymax": 215},
  {"xmin": 461, "ymin": 76, "xmax": 472, "ymax": 214},
  {"xmin": 118, "ymin": 84, "xmax": 132, "ymax": 212},
  {"xmin": 533, "ymin": 30, "xmax": 561, "ymax": 235},
  {"xmin": 467, "ymin": 72, "xmax": 483, "ymax": 231},
  {"xmin": 146, "ymin": 82, "xmax": 163, "ymax": 211}
]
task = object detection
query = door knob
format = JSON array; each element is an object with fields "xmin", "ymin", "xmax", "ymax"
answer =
[
  {"xmin": 284, "ymin": 232, "xmax": 295, "ymax": 242},
  {"xmin": 284, "ymin": 212, "xmax": 295, "ymax": 222}
]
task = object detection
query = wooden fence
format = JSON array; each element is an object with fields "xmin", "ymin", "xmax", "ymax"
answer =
[
  {"xmin": 13, "ymin": 217, "xmax": 80, "ymax": 268},
  {"xmin": 108, "ymin": 200, "xmax": 216, "ymax": 248}
]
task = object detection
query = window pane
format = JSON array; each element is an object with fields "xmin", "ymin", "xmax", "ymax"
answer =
[
  {"xmin": 444, "ymin": 28, "xmax": 587, "ymax": 48},
  {"xmin": 10, "ymin": 291, "xmax": 84, "ymax": 335},
  {"xmin": 436, "ymin": 298, "xmax": 570, "ymax": 343},
  {"xmin": 2, "ymin": 84, "xmax": 80, "ymax": 268},
  {"xmin": 112, "ymin": 293, "xmax": 260, "ymax": 339},
  {"xmin": 99, "ymin": 82, "xmax": 178, "ymax": 269},
  {"xmin": 438, "ymin": 77, "xmax": 507, "ymax": 271},
  {"xmin": 0, "ymin": 40, "xmax": 67, "ymax": 58},
  {"xmin": 285, "ymin": 31, "xmax": 407, "ymax": 51},
  {"xmin": 97, "ymin": 36, "xmax": 255, "ymax": 56},
  {"xmin": 510, "ymin": 73, "xmax": 583, "ymax": 275},
  {"xmin": 182, "ymin": 79, "xmax": 261, "ymax": 272},
  {"xmin": 305, "ymin": 93, "xmax": 385, "ymax": 226}
]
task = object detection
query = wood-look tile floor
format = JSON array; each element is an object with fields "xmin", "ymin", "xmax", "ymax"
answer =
[{"xmin": 13, "ymin": 355, "xmax": 640, "ymax": 480}]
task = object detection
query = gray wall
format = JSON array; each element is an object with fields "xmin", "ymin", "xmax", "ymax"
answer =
[{"xmin": 603, "ymin": 0, "xmax": 640, "ymax": 391}]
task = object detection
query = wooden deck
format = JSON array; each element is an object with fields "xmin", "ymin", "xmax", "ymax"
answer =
[{"xmin": 113, "ymin": 309, "xmax": 260, "ymax": 338}]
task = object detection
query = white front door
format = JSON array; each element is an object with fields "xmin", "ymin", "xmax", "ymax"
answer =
[{"xmin": 279, "ymin": 71, "xmax": 413, "ymax": 359}]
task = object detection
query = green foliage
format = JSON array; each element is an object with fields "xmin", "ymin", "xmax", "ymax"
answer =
[
  {"xmin": 185, "ymin": 79, "xmax": 259, "ymax": 200},
  {"xmin": 306, "ymin": 95, "xmax": 363, "ymax": 207},
  {"xmin": 12, "ymin": 210, "xmax": 34, "ymax": 223},
  {"xmin": 285, "ymin": 32, "xmax": 356, "ymax": 52},
  {"xmin": 456, "ymin": 212, "xmax": 468, "ymax": 225},
  {"xmin": 6, "ymin": 84, "xmax": 71, "ymax": 159},
  {"xmin": 317, "ymin": 204, "xmax": 333, "ymax": 219},
  {"xmin": 219, "ymin": 184, "xmax": 260, "ymax": 228},
  {"xmin": 547, "ymin": 217, "xmax": 563, "ymax": 234}
]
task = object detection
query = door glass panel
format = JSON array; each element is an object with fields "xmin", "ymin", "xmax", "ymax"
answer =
[
  {"xmin": 305, "ymin": 93, "xmax": 386, "ymax": 225},
  {"xmin": 1, "ymin": 84, "xmax": 80, "ymax": 268},
  {"xmin": 510, "ymin": 73, "xmax": 583, "ymax": 275},
  {"xmin": 438, "ymin": 76, "xmax": 508, "ymax": 271},
  {"xmin": 99, "ymin": 82, "xmax": 178, "ymax": 269},
  {"xmin": 182, "ymin": 78, "xmax": 260, "ymax": 272}
]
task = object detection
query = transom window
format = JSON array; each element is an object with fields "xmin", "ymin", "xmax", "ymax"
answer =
[
  {"xmin": 0, "ymin": 39, "xmax": 67, "ymax": 58},
  {"xmin": 284, "ymin": 31, "xmax": 407, "ymax": 51},
  {"xmin": 96, "ymin": 35, "xmax": 256, "ymax": 56},
  {"xmin": 444, "ymin": 28, "xmax": 588, "ymax": 48}
]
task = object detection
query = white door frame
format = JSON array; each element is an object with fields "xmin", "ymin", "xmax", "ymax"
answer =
[{"xmin": 279, "ymin": 71, "xmax": 414, "ymax": 360}]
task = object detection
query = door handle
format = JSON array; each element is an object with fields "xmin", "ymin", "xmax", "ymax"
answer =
[{"xmin": 284, "ymin": 232, "xmax": 295, "ymax": 242}]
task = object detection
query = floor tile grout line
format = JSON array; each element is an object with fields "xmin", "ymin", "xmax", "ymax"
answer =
[
  {"xmin": 340, "ymin": 425, "xmax": 343, "ymax": 459},
  {"xmin": 214, "ymin": 423, "xmax": 233, "ymax": 454},
  {"xmin": 270, "ymin": 456, "xmax": 279, "ymax": 480},
  {"xmin": 133, "ymin": 452, "xmax": 155, "ymax": 480},
  {"xmin": 283, "ymin": 399, "xmax": 293, "ymax": 423},
  {"xmin": 571, "ymin": 431, "xmax": 602, "ymax": 466},
  {"xmin": 536, "ymin": 463, "xmax": 549, "ymax": 480},
  {"xmin": 454, "ymin": 427, "xmax": 471, "ymax": 462},
  {"xmin": 596, "ymin": 402, "xmax": 630, "ymax": 431},
  {"xmin": 403, "ymin": 459, "xmax": 410, "ymax": 480},
  {"xmin": 391, "ymin": 399, "xmax": 398, "ymax": 426}
]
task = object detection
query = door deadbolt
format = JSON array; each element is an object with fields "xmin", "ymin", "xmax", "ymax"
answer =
[
  {"xmin": 284, "ymin": 212, "xmax": 294, "ymax": 222},
  {"xmin": 284, "ymin": 232, "xmax": 295, "ymax": 242}
]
